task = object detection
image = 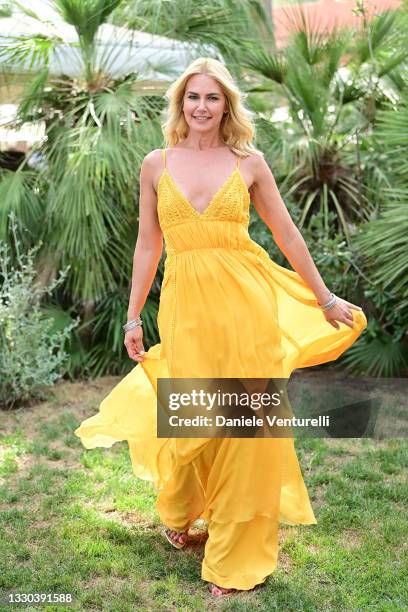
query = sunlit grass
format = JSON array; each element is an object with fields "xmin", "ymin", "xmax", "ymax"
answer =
[{"xmin": 0, "ymin": 378, "xmax": 407, "ymax": 610}]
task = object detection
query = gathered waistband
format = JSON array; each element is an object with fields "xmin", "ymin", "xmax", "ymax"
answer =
[{"xmin": 164, "ymin": 244, "xmax": 262, "ymax": 260}]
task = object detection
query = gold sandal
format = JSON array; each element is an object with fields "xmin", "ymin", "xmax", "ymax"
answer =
[{"xmin": 163, "ymin": 526, "xmax": 188, "ymax": 549}]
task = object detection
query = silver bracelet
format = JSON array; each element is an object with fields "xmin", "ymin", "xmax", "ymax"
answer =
[
  {"xmin": 318, "ymin": 292, "xmax": 337, "ymax": 310},
  {"xmin": 123, "ymin": 316, "xmax": 142, "ymax": 333}
]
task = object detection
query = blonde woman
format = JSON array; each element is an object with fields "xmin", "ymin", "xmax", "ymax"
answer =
[{"xmin": 75, "ymin": 57, "xmax": 367, "ymax": 597}]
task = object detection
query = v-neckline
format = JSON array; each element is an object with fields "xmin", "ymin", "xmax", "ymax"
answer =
[{"xmin": 161, "ymin": 167, "xmax": 241, "ymax": 217}]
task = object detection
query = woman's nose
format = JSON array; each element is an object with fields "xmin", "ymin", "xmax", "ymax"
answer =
[{"xmin": 196, "ymin": 98, "xmax": 208, "ymax": 110}]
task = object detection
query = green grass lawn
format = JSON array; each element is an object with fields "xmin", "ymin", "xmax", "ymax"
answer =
[{"xmin": 0, "ymin": 377, "xmax": 407, "ymax": 611}]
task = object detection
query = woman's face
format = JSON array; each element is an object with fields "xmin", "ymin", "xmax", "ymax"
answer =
[{"xmin": 182, "ymin": 74, "xmax": 227, "ymax": 134}]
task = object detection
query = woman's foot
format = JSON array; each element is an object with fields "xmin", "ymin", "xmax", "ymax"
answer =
[
  {"xmin": 163, "ymin": 527, "xmax": 188, "ymax": 549},
  {"xmin": 209, "ymin": 583, "xmax": 237, "ymax": 596}
]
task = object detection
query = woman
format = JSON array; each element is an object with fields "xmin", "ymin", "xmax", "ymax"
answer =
[{"xmin": 75, "ymin": 57, "xmax": 367, "ymax": 597}]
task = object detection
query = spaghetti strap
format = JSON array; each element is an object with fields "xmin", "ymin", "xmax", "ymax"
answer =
[
  {"xmin": 236, "ymin": 155, "xmax": 240, "ymax": 169},
  {"xmin": 162, "ymin": 148, "xmax": 167, "ymax": 169}
]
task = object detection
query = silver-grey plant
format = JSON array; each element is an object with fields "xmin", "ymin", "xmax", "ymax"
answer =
[{"xmin": 0, "ymin": 213, "xmax": 80, "ymax": 408}]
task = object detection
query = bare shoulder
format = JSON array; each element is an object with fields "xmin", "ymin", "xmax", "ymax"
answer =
[
  {"xmin": 240, "ymin": 151, "xmax": 268, "ymax": 190},
  {"xmin": 141, "ymin": 149, "xmax": 165, "ymax": 192},
  {"xmin": 241, "ymin": 151, "xmax": 268, "ymax": 175},
  {"xmin": 242, "ymin": 151, "xmax": 268, "ymax": 171},
  {"xmin": 142, "ymin": 148, "xmax": 163, "ymax": 172}
]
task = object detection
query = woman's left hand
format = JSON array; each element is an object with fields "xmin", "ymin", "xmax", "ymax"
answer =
[{"xmin": 322, "ymin": 296, "xmax": 362, "ymax": 330}]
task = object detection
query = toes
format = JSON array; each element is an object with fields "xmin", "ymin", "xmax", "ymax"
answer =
[
  {"xmin": 168, "ymin": 529, "xmax": 186, "ymax": 544},
  {"xmin": 211, "ymin": 584, "xmax": 235, "ymax": 596}
]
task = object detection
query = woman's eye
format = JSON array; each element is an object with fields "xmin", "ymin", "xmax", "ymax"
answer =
[{"xmin": 187, "ymin": 95, "xmax": 219, "ymax": 100}]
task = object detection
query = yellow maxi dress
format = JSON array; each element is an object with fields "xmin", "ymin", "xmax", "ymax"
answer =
[{"xmin": 75, "ymin": 149, "xmax": 368, "ymax": 591}]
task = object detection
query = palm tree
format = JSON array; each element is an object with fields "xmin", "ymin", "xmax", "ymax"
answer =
[
  {"xmin": 345, "ymin": 98, "xmax": 408, "ymax": 377},
  {"xmin": 239, "ymin": 7, "xmax": 408, "ymax": 244}
]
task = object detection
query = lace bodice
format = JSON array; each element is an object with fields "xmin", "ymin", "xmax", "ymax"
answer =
[{"xmin": 157, "ymin": 149, "xmax": 250, "ymax": 230}]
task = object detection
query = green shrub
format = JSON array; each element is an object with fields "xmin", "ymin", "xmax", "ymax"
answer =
[{"xmin": 0, "ymin": 217, "xmax": 79, "ymax": 408}]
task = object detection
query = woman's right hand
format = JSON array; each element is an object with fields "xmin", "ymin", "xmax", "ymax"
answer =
[{"xmin": 124, "ymin": 326, "xmax": 145, "ymax": 362}]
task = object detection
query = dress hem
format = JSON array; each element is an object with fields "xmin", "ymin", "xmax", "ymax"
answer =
[{"xmin": 201, "ymin": 563, "xmax": 272, "ymax": 591}]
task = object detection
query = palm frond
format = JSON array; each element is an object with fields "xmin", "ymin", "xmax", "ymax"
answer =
[
  {"xmin": 356, "ymin": 198, "xmax": 408, "ymax": 309},
  {"xmin": 0, "ymin": 170, "xmax": 44, "ymax": 246},
  {"xmin": 0, "ymin": 34, "xmax": 56, "ymax": 71},
  {"xmin": 342, "ymin": 333, "xmax": 408, "ymax": 378},
  {"xmin": 54, "ymin": 0, "xmax": 122, "ymax": 46},
  {"xmin": 283, "ymin": 6, "xmax": 330, "ymax": 66},
  {"xmin": 240, "ymin": 47, "xmax": 286, "ymax": 83},
  {"xmin": 13, "ymin": 1, "xmax": 42, "ymax": 21},
  {"xmin": 353, "ymin": 9, "xmax": 401, "ymax": 64}
]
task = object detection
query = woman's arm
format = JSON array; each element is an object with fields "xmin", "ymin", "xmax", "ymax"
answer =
[
  {"xmin": 249, "ymin": 154, "xmax": 362, "ymax": 330},
  {"xmin": 125, "ymin": 150, "xmax": 163, "ymax": 361}
]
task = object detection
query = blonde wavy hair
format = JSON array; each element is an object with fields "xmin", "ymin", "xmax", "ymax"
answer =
[{"xmin": 161, "ymin": 57, "xmax": 263, "ymax": 158}]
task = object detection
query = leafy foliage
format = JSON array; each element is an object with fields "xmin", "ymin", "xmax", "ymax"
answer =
[
  {"xmin": 0, "ymin": 1, "xmax": 407, "ymax": 380},
  {"xmin": 0, "ymin": 215, "xmax": 79, "ymax": 408},
  {"xmin": 244, "ymin": 7, "xmax": 408, "ymax": 243}
]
